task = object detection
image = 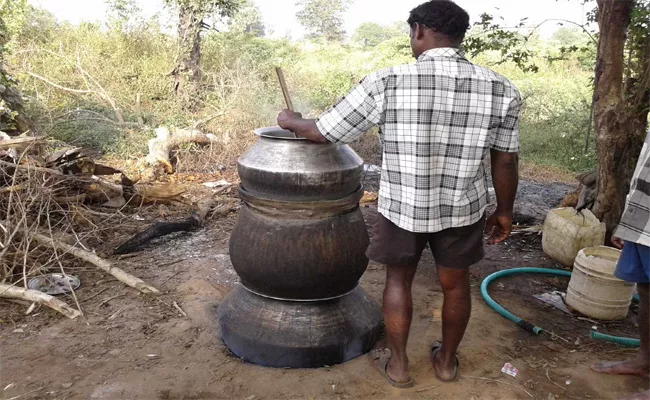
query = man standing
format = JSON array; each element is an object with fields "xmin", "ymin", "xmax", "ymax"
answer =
[
  {"xmin": 277, "ymin": 0, "xmax": 520, "ymax": 387},
  {"xmin": 591, "ymin": 132, "xmax": 649, "ymax": 400}
]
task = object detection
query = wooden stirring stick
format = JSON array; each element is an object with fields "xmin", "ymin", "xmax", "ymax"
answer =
[
  {"xmin": 275, "ymin": 67, "xmax": 298, "ymax": 138},
  {"xmin": 275, "ymin": 67, "xmax": 294, "ymax": 111}
]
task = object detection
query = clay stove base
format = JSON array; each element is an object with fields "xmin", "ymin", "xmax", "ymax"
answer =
[{"xmin": 217, "ymin": 285, "xmax": 383, "ymax": 368}]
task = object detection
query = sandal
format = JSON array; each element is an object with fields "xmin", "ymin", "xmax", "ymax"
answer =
[
  {"xmin": 370, "ymin": 348, "xmax": 414, "ymax": 388},
  {"xmin": 430, "ymin": 341, "xmax": 459, "ymax": 382}
]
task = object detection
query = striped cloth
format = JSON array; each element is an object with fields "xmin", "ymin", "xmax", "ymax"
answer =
[{"xmin": 615, "ymin": 132, "xmax": 650, "ymax": 247}]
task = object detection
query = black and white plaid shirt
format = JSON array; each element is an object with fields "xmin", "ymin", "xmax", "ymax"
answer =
[
  {"xmin": 615, "ymin": 132, "xmax": 650, "ymax": 247},
  {"xmin": 316, "ymin": 47, "xmax": 521, "ymax": 233}
]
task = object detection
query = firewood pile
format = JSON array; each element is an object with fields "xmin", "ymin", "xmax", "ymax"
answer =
[{"xmin": 0, "ymin": 133, "xmax": 237, "ymax": 319}]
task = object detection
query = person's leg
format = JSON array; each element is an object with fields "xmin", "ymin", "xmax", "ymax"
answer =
[
  {"xmin": 591, "ymin": 241, "xmax": 649, "ymax": 378},
  {"xmin": 428, "ymin": 216, "xmax": 485, "ymax": 381},
  {"xmin": 383, "ymin": 264, "xmax": 418, "ymax": 383},
  {"xmin": 432, "ymin": 266, "xmax": 471, "ymax": 380},
  {"xmin": 366, "ymin": 213, "xmax": 427, "ymax": 385}
]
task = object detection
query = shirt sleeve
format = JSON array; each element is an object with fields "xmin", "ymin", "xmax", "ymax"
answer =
[
  {"xmin": 315, "ymin": 74, "xmax": 384, "ymax": 144},
  {"xmin": 490, "ymin": 93, "xmax": 521, "ymax": 153}
]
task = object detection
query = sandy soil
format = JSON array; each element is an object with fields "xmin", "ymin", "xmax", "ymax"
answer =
[{"xmin": 1, "ymin": 180, "xmax": 647, "ymax": 400}]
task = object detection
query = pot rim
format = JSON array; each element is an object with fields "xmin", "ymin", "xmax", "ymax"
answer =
[{"xmin": 253, "ymin": 125, "xmax": 307, "ymax": 140}]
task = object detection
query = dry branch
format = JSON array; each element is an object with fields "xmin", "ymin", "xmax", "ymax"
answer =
[
  {"xmin": 31, "ymin": 233, "xmax": 160, "ymax": 295},
  {"xmin": 0, "ymin": 136, "xmax": 44, "ymax": 150},
  {"xmin": 0, "ymin": 283, "xmax": 82, "ymax": 319},
  {"xmin": 113, "ymin": 199, "xmax": 231, "ymax": 255},
  {"xmin": 0, "ymin": 160, "xmax": 63, "ymax": 176}
]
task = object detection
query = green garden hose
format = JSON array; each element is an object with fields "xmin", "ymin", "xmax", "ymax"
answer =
[
  {"xmin": 480, "ymin": 267, "xmax": 640, "ymax": 347},
  {"xmin": 480, "ymin": 267, "xmax": 572, "ymax": 335},
  {"xmin": 590, "ymin": 331, "xmax": 640, "ymax": 347}
]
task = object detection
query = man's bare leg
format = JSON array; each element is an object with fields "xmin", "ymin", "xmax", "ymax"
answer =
[
  {"xmin": 432, "ymin": 266, "xmax": 471, "ymax": 381},
  {"xmin": 591, "ymin": 283, "xmax": 650, "ymax": 378},
  {"xmin": 383, "ymin": 264, "xmax": 418, "ymax": 383}
]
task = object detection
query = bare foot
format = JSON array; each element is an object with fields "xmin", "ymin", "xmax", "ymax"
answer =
[
  {"xmin": 620, "ymin": 389, "xmax": 650, "ymax": 400},
  {"xmin": 591, "ymin": 356, "xmax": 650, "ymax": 379}
]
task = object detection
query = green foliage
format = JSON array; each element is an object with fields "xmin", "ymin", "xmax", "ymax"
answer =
[
  {"xmin": 295, "ymin": 0, "xmax": 352, "ymax": 42},
  {"xmin": 464, "ymin": 14, "xmax": 539, "ymax": 73},
  {"xmin": 0, "ymin": 1, "xmax": 29, "ymax": 133},
  {"xmin": 551, "ymin": 27, "xmax": 586, "ymax": 47},
  {"xmin": 162, "ymin": 0, "xmax": 239, "ymax": 18},
  {"xmin": 352, "ymin": 22, "xmax": 405, "ymax": 48},
  {"xmin": 0, "ymin": 0, "xmax": 27, "ymax": 51},
  {"xmin": 105, "ymin": 0, "xmax": 144, "ymax": 32},
  {"xmin": 228, "ymin": 0, "xmax": 265, "ymax": 36},
  {"xmin": 626, "ymin": 0, "xmax": 650, "ymax": 89}
]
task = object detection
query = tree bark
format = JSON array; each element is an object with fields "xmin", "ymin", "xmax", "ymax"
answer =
[
  {"xmin": 171, "ymin": 3, "xmax": 203, "ymax": 108},
  {"xmin": 592, "ymin": 0, "xmax": 640, "ymax": 234}
]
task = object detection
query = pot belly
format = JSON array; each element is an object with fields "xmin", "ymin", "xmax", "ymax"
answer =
[{"xmin": 229, "ymin": 204, "xmax": 369, "ymax": 301}]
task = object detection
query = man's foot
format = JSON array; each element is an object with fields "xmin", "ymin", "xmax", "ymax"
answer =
[
  {"xmin": 430, "ymin": 341, "xmax": 459, "ymax": 382},
  {"xmin": 370, "ymin": 349, "xmax": 414, "ymax": 388},
  {"xmin": 591, "ymin": 356, "xmax": 650, "ymax": 379},
  {"xmin": 620, "ymin": 389, "xmax": 650, "ymax": 400}
]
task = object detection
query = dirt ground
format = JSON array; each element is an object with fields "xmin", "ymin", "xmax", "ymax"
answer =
[{"xmin": 1, "ymin": 175, "xmax": 647, "ymax": 400}]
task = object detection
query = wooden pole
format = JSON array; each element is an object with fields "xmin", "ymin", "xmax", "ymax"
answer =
[{"xmin": 275, "ymin": 67, "xmax": 294, "ymax": 111}]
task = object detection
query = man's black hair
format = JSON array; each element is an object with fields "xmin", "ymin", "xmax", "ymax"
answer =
[{"xmin": 407, "ymin": 0, "xmax": 470, "ymax": 41}]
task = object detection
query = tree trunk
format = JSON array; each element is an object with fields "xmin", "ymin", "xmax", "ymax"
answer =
[
  {"xmin": 592, "ymin": 0, "xmax": 639, "ymax": 234},
  {"xmin": 171, "ymin": 3, "xmax": 203, "ymax": 108}
]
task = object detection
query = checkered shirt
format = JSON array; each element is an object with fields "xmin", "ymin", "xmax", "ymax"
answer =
[
  {"xmin": 316, "ymin": 47, "xmax": 521, "ymax": 233},
  {"xmin": 615, "ymin": 132, "xmax": 650, "ymax": 247}
]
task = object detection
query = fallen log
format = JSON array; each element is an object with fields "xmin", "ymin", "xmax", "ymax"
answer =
[
  {"xmin": 0, "ymin": 136, "xmax": 44, "ymax": 150},
  {"xmin": 0, "ymin": 283, "xmax": 82, "ymax": 319},
  {"xmin": 114, "ymin": 216, "xmax": 202, "ymax": 255},
  {"xmin": 141, "ymin": 126, "xmax": 221, "ymax": 181},
  {"xmin": 31, "ymin": 233, "xmax": 160, "ymax": 295},
  {"xmin": 114, "ymin": 199, "xmax": 235, "ymax": 255}
]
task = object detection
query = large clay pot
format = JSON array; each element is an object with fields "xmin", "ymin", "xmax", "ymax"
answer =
[{"xmin": 218, "ymin": 126, "xmax": 382, "ymax": 368}]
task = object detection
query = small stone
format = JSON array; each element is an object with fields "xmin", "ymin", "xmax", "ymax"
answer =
[
  {"xmin": 62, "ymin": 383, "xmax": 73, "ymax": 389},
  {"xmin": 13, "ymin": 328, "xmax": 24, "ymax": 333}
]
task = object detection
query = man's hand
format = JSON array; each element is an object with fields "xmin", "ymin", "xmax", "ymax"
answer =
[
  {"xmin": 275, "ymin": 110, "xmax": 328, "ymax": 143},
  {"xmin": 277, "ymin": 109, "xmax": 302, "ymax": 130},
  {"xmin": 611, "ymin": 236, "xmax": 625, "ymax": 249},
  {"xmin": 485, "ymin": 211, "xmax": 513, "ymax": 245}
]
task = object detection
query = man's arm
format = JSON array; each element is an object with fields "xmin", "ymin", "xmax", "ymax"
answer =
[
  {"xmin": 277, "ymin": 110, "xmax": 328, "ymax": 144},
  {"xmin": 486, "ymin": 92, "xmax": 521, "ymax": 244},
  {"xmin": 277, "ymin": 74, "xmax": 384, "ymax": 144},
  {"xmin": 487, "ymin": 150, "xmax": 519, "ymax": 244}
]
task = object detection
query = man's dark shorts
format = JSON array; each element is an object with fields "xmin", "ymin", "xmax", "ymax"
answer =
[{"xmin": 366, "ymin": 213, "xmax": 486, "ymax": 268}]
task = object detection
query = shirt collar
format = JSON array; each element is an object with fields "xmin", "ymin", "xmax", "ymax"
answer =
[{"xmin": 417, "ymin": 47, "xmax": 466, "ymax": 62}]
